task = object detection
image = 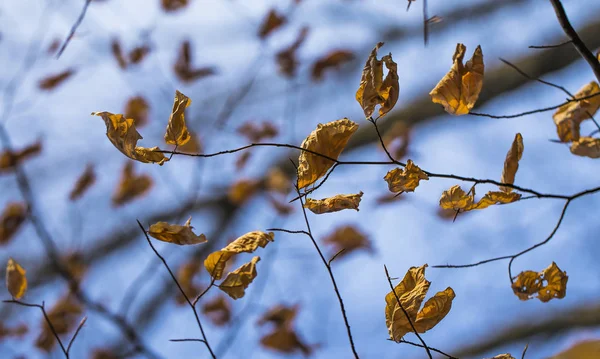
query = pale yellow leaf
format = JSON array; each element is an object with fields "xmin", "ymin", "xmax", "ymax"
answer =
[
  {"xmin": 384, "ymin": 160, "xmax": 429, "ymax": 193},
  {"xmin": 148, "ymin": 217, "xmax": 207, "ymax": 245},
  {"xmin": 304, "ymin": 191, "xmax": 363, "ymax": 214},
  {"xmin": 6, "ymin": 258, "xmax": 27, "ymax": 299},
  {"xmin": 500, "ymin": 133, "xmax": 523, "ymax": 192},
  {"xmin": 219, "ymin": 256, "xmax": 260, "ymax": 299},
  {"xmin": 553, "ymin": 82, "xmax": 600, "ymax": 142},
  {"xmin": 164, "ymin": 90, "xmax": 192, "ymax": 146}
]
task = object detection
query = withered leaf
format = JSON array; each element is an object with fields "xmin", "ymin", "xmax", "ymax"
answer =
[
  {"xmin": 304, "ymin": 192, "xmax": 363, "ymax": 214},
  {"xmin": 128, "ymin": 45, "xmax": 150, "ymax": 65},
  {"xmin": 6, "ymin": 258, "xmax": 27, "ymax": 299},
  {"xmin": 164, "ymin": 90, "xmax": 192, "ymax": 146},
  {"xmin": 297, "ymin": 118, "xmax": 358, "ymax": 189},
  {"xmin": 176, "ymin": 261, "xmax": 201, "ymax": 305},
  {"xmin": 39, "ymin": 69, "xmax": 75, "ymax": 90},
  {"xmin": 112, "ymin": 162, "xmax": 153, "ymax": 206},
  {"xmin": 235, "ymin": 152, "xmax": 251, "ymax": 171},
  {"xmin": 69, "ymin": 164, "xmax": 96, "ymax": 201},
  {"xmin": 549, "ymin": 339, "xmax": 600, "ymax": 359},
  {"xmin": 237, "ymin": 121, "xmax": 278, "ymax": 142},
  {"xmin": 413, "ymin": 287, "xmax": 455, "ymax": 333},
  {"xmin": 148, "ymin": 217, "xmax": 207, "ymax": 245},
  {"xmin": 258, "ymin": 9, "xmax": 286, "ymax": 39},
  {"xmin": 161, "ymin": 0, "xmax": 189, "ymax": 12},
  {"xmin": 0, "ymin": 322, "xmax": 28, "ymax": 339},
  {"xmin": 470, "ymin": 191, "xmax": 521, "ymax": 210},
  {"xmin": 381, "ymin": 122, "xmax": 411, "ymax": 160},
  {"xmin": 228, "ymin": 179, "xmax": 261, "ymax": 205},
  {"xmin": 111, "ymin": 38, "xmax": 128, "ymax": 69},
  {"xmin": 174, "ymin": 40, "xmax": 216, "ymax": 83},
  {"xmin": 276, "ymin": 27, "xmax": 309, "ymax": 77},
  {"xmin": 177, "ymin": 131, "xmax": 202, "ymax": 153},
  {"xmin": 35, "ymin": 294, "xmax": 82, "ymax": 352},
  {"xmin": 0, "ymin": 140, "xmax": 42, "ymax": 174},
  {"xmin": 204, "ymin": 231, "xmax": 274, "ymax": 280},
  {"xmin": 124, "ymin": 96, "xmax": 150, "ymax": 127},
  {"xmin": 260, "ymin": 327, "xmax": 314, "ymax": 356},
  {"xmin": 47, "ymin": 38, "xmax": 61, "ymax": 55},
  {"xmin": 511, "ymin": 262, "xmax": 568, "ymax": 302},
  {"xmin": 266, "ymin": 168, "xmax": 291, "ymax": 194},
  {"xmin": 429, "ymin": 43, "xmax": 484, "ymax": 115},
  {"xmin": 0, "ymin": 202, "xmax": 27, "ymax": 245},
  {"xmin": 311, "ymin": 50, "xmax": 354, "ymax": 81},
  {"xmin": 570, "ymin": 137, "xmax": 600, "ymax": 158},
  {"xmin": 201, "ymin": 295, "xmax": 232, "ymax": 326},
  {"xmin": 553, "ymin": 81, "xmax": 600, "ymax": 142},
  {"xmin": 219, "ymin": 256, "xmax": 260, "ymax": 299},
  {"xmin": 355, "ymin": 42, "xmax": 399, "ymax": 118},
  {"xmin": 322, "ymin": 225, "xmax": 372, "ymax": 259},
  {"xmin": 258, "ymin": 304, "xmax": 299, "ymax": 329},
  {"xmin": 439, "ymin": 185, "xmax": 474, "ymax": 211},
  {"xmin": 91, "ymin": 349, "xmax": 119, "ymax": 359},
  {"xmin": 500, "ymin": 133, "xmax": 523, "ymax": 192},
  {"xmin": 384, "ymin": 160, "xmax": 429, "ymax": 193}
]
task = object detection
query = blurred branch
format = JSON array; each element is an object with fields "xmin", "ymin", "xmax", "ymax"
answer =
[{"xmin": 56, "ymin": 0, "xmax": 92, "ymax": 58}]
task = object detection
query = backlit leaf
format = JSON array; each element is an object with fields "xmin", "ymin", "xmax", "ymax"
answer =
[
  {"xmin": 511, "ymin": 262, "xmax": 568, "ymax": 302},
  {"xmin": 69, "ymin": 164, "xmax": 96, "ymax": 201},
  {"xmin": 429, "ymin": 43, "xmax": 484, "ymax": 115},
  {"xmin": 258, "ymin": 9, "xmax": 286, "ymax": 39},
  {"xmin": 553, "ymin": 82, "xmax": 600, "ymax": 142},
  {"xmin": 570, "ymin": 137, "xmax": 600, "ymax": 158},
  {"xmin": 6, "ymin": 258, "xmax": 27, "ymax": 299},
  {"xmin": 311, "ymin": 50, "xmax": 354, "ymax": 81},
  {"xmin": 39, "ymin": 69, "xmax": 75, "ymax": 90},
  {"xmin": 219, "ymin": 256, "xmax": 260, "ymax": 299},
  {"xmin": 164, "ymin": 90, "xmax": 192, "ymax": 146},
  {"xmin": 149, "ymin": 217, "xmax": 207, "ymax": 245},
  {"xmin": 439, "ymin": 185, "xmax": 474, "ymax": 211},
  {"xmin": 384, "ymin": 160, "xmax": 429, "ymax": 193},
  {"xmin": 500, "ymin": 133, "xmax": 523, "ymax": 192},
  {"xmin": 0, "ymin": 202, "xmax": 27, "ymax": 245},
  {"xmin": 112, "ymin": 162, "xmax": 153, "ymax": 206},
  {"xmin": 304, "ymin": 192, "xmax": 363, "ymax": 214},
  {"xmin": 413, "ymin": 287, "xmax": 455, "ymax": 333}
]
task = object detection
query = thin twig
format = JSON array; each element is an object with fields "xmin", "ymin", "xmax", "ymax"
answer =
[
  {"xmin": 521, "ymin": 343, "xmax": 529, "ymax": 359},
  {"xmin": 396, "ymin": 339, "xmax": 458, "ymax": 359},
  {"xmin": 529, "ymin": 40, "xmax": 572, "ymax": 49},
  {"xmin": 170, "ymin": 338, "xmax": 207, "ymax": 343},
  {"xmin": 56, "ymin": 0, "xmax": 92, "ymax": 58},
  {"xmin": 67, "ymin": 316, "xmax": 87, "ymax": 354},
  {"xmin": 328, "ymin": 248, "xmax": 346, "ymax": 266},
  {"xmin": 267, "ymin": 228, "xmax": 310, "ymax": 236}
]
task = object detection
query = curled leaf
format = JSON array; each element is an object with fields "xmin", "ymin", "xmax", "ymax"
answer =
[
  {"xmin": 470, "ymin": 191, "xmax": 521, "ymax": 210},
  {"xmin": 439, "ymin": 185, "xmax": 474, "ymax": 211},
  {"xmin": 164, "ymin": 90, "xmax": 192, "ymax": 146},
  {"xmin": 500, "ymin": 133, "xmax": 523, "ymax": 192},
  {"xmin": 297, "ymin": 118, "xmax": 358, "ymax": 189},
  {"xmin": 413, "ymin": 287, "xmax": 455, "ymax": 333},
  {"xmin": 429, "ymin": 43, "xmax": 484, "ymax": 115},
  {"xmin": 0, "ymin": 202, "xmax": 28, "ymax": 245},
  {"xmin": 149, "ymin": 217, "xmax": 207, "ymax": 245},
  {"xmin": 570, "ymin": 137, "xmax": 600, "ymax": 158},
  {"xmin": 553, "ymin": 81, "xmax": 600, "ymax": 142},
  {"xmin": 311, "ymin": 50, "xmax": 354, "ymax": 81},
  {"xmin": 511, "ymin": 262, "xmax": 568, "ymax": 302},
  {"xmin": 384, "ymin": 160, "xmax": 429, "ymax": 193},
  {"xmin": 112, "ymin": 162, "xmax": 153, "ymax": 206},
  {"xmin": 304, "ymin": 192, "xmax": 363, "ymax": 214},
  {"xmin": 69, "ymin": 164, "xmax": 96, "ymax": 201},
  {"xmin": 6, "ymin": 258, "xmax": 27, "ymax": 299},
  {"xmin": 219, "ymin": 256, "xmax": 260, "ymax": 299}
]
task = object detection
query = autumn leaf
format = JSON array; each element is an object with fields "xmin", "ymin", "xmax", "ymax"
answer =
[
  {"xmin": 201, "ymin": 295, "xmax": 231, "ymax": 326},
  {"xmin": 164, "ymin": 90, "xmax": 192, "ymax": 146},
  {"xmin": 385, "ymin": 264, "xmax": 455, "ymax": 341},
  {"xmin": 69, "ymin": 164, "xmax": 96, "ymax": 201},
  {"xmin": 228, "ymin": 179, "xmax": 261, "ymax": 205},
  {"xmin": 177, "ymin": 131, "xmax": 203, "ymax": 153},
  {"xmin": 258, "ymin": 9, "xmax": 286, "ymax": 39},
  {"xmin": 219, "ymin": 256, "xmax": 260, "ymax": 299},
  {"xmin": 39, "ymin": 69, "xmax": 75, "ymax": 90},
  {"xmin": 237, "ymin": 121, "xmax": 278, "ymax": 142},
  {"xmin": 204, "ymin": 231, "xmax": 274, "ymax": 280},
  {"xmin": 266, "ymin": 168, "xmax": 291, "ymax": 194},
  {"xmin": 35, "ymin": 294, "xmax": 82, "ymax": 352},
  {"xmin": 268, "ymin": 195, "xmax": 294, "ymax": 216},
  {"xmin": 297, "ymin": 118, "xmax": 358, "ymax": 189},
  {"xmin": 0, "ymin": 140, "xmax": 42, "ymax": 174},
  {"xmin": 570, "ymin": 137, "xmax": 600, "ymax": 158},
  {"xmin": 260, "ymin": 327, "xmax": 314, "ymax": 356},
  {"xmin": 161, "ymin": 0, "xmax": 188, "ymax": 12},
  {"xmin": 470, "ymin": 191, "xmax": 521, "ymax": 210},
  {"xmin": 500, "ymin": 133, "xmax": 523, "ymax": 192},
  {"xmin": 381, "ymin": 122, "xmax": 411, "ymax": 160},
  {"xmin": 176, "ymin": 261, "xmax": 201, "ymax": 305},
  {"xmin": 429, "ymin": 43, "xmax": 484, "ymax": 115},
  {"xmin": 6, "ymin": 258, "xmax": 27, "ymax": 299},
  {"xmin": 47, "ymin": 38, "xmax": 61, "ymax": 55},
  {"xmin": 0, "ymin": 202, "xmax": 27, "ymax": 245},
  {"xmin": 311, "ymin": 50, "xmax": 354, "ymax": 81},
  {"xmin": 276, "ymin": 27, "xmax": 309, "ymax": 77},
  {"xmin": 258, "ymin": 304, "xmax": 299, "ymax": 329},
  {"xmin": 304, "ymin": 192, "xmax": 363, "ymax": 214},
  {"xmin": 486, "ymin": 355, "xmax": 516, "ymax": 359},
  {"xmin": 0, "ymin": 322, "xmax": 28, "ymax": 339},
  {"xmin": 553, "ymin": 81, "xmax": 600, "ymax": 142},
  {"xmin": 63, "ymin": 252, "xmax": 87, "ymax": 283},
  {"xmin": 91, "ymin": 349, "xmax": 119, "ymax": 359},
  {"xmin": 124, "ymin": 96, "xmax": 150, "ymax": 127},
  {"xmin": 173, "ymin": 40, "xmax": 216, "ymax": 83},
  {"xmin": 148, "ymin": 217, "xmax": 207, "ymax": 245},
  {"xmin": 549, "ymin": 339, "xmax": 600, "ymax": 359},
  {"xmin": 128, "ymin": 45, "xmax": 150, "ymax": 65},
  {"xmin": 439, "ymin": 185, "xmax": 474, "ymax": 211},
  {"xmin": 355, "ymin": 42, "xmax": 399, "ymax": 118},
  {"xmin": 511, "ymin": 262, "xmax": 568, "ymax": 302},
  {"xmin": 111, "ymin": 38, "xmax": 128, "ymax": 69},
  {"xmin": 112, "ymin": 162, "xmax": 153, "ymax": 206},
  {"xmin": 384, "ymin": 160, "xmax": 429, "ymax": 193},
  {"xmin": 322, "ymin": 225, "xmax": 372, "ymax": 259}
]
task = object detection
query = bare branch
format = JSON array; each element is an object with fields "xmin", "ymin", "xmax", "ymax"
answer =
[
  {"xmin": 67, "ymin": 316, "xmax": 87, "ymax": 355},
  {"xmin": 56, "ymin": 0, "xmax": 92, "ymax": 58}
]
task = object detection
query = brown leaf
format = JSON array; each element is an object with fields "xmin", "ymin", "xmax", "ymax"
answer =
[
  {"xmin": 258, "ymin": 304, "xmax": 299, "ymax": 329},
  {"xmin": 381, "ymin": 122, "xmax": 411, "ymax": 160},
  {"xmin": 549, "ymin": 339, "xmax": 600, "ymax": 359},
  {"xmin": 258, "ymin": 9, "xmax": 286, "ymax": 39},
  {"xmin": 39, "ymin": 69, "xmax": 75, "ymax": 90},
  {"xmin": 164, "ymin": 90, "xmax": 192, "ymax": 146},
  {"xmin": 161, "ymin": 0, "xmax": 189, "ymax": 12},
  {"xmin": 570, "ymin": 136, "xmax": 600, "ymax": 158},
  {"xmin": 267, "ymin": 195, "xmax": 294, "ymax": 216},
  {"xmin": 0, "ymin": 322, "xmax": 28, "ymax": 339},
  {"xmin": 173, "ymin": 40, "xmax": 216, "ymax": 83},
  {"xmin": 47, "ymin": 38, "xmax": 61, "ymax": 55},
  {"xmin": 228, "ymin": 179, "xmax": 261, "ymax": 205},
  {"xmin": 63, "ymin": 251, "xmax": 87, "ymax": 283},
  {"xmin": 219, "ymin": 256, "xmax": 260, "ymax": 299},
  {"xmin": 0, "ymin": 140, "xmax": 42, "ymax": 174},
  {"xmin": 124, "ymin": 96, "xmax": 150, "ymax": 127},
  {"xmin": 69, "ymin": 164, "xmax": 96, "ymax": 201},
  {"xmin": 6, "ymin": 258, "xmax": 27, "ymax": 299},
  {"xmin": 276, "ymin": 27, "xmax": 309, "ymax": 77},
  {"xmin": 322, "ymin": 225, "xmax": 372, "ymax": 259},
  {"xmin": 511, "ymin": 262, "xmax": 568, "ymax": 302},
  {"xmin": 260, "ymin": 327, "xmax": 314, "ymax": 356},
  {"xmin": 311, "ymin": 50, "xmax": 354, "ymax": 81},
  {"xmin": 297, "ymin": 118, "xmax": 358, "ymax": 189},
  {"xmin": 304, "ymin": 191, "xmax": 363, "ymax": 214},
  {"xmin": 235, "ymin": 152, "xmax": 252, "ymax": 171},
  {"xmin": 429, "ymin": 43, "xmax": 484, "ymax": 115},
  {"xmin": 176, "ymin": 261, "xmax": 201, "ymax": 305},
  {"xmin": 201, "ymin": 295, "xmax": 232, "ymax": 326},
  {"xmin": 35, "ymin": 294, "xmax": 82, "ymax": 352},
  {"xmin": 413, "ymin": 287, "xmax": 455, "ymax": 333},
  {"xmin": 0, "ymin": 202, "xmax": 27, "ymax": 245},
  {"xmin": 265, "ymin": 168, "xmax": 291, "ymax": 194},
  {"xmin": 148, "ymin": 217, "xmax": 208, "ymax": 245},
  {"xmin": 553, "ymin": 81, "xmax": 600, "ymax": 142},
  {"xmin": 500, "ymin": 133, "xmax": 523, "ymax": 192},
  {"xmin": 91, "ymin": 349, "xmax": 119, "ymax": 359},
  {"xmin": 237, "ymin": 121, "xmax": 278, "ymax": 142},
  {"xmin": 128, "ymin": 45, "xmax": 150, "ymax": 65},
  {"xmin": 177, "ymin": 131, "xmax": 203, "ymax": 153},
  {"xmin": 111, "ymin": 162, "xmax": 153, "ymax": 206},
  {"xmin": 111, "ymin": 38, "xmax": 128, "ymax": 69},
  {"xmin": 384, "ymin": 160, "xmax": 429, "ymax": 193}
]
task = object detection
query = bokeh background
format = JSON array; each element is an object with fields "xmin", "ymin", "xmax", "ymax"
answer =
[{"xmin": 1, "ymin": 0, "xmax": 600, "ymax": 358}]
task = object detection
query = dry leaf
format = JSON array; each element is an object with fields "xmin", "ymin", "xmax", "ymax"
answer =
[
  {"xmin": 128, "ymin": 45, "xmax": 150, "ymax": 65},
  {"xmin": 549, "ymin": 339, "xmax": 600, "ymax": 359},
  {"xmin": 63, "ymin": 251, "xmax": 87, "ymax": 283},
  {"xmin": 258, "ymin": 9, "xmax": 286, "ymax": 39},
  {"xmin": 500, "ymin": 133, "xmax": 523, "ymax": 192},
  {"xmin": 0, "ymin": 140, "xmax": 42, "ymax": 174},
  {"xmin": 268, "ymin": 195, "xmax": 294, "ymax": 216},
  {"xmin": 6, "ymin": 258, "xmax": 27, "ymax": 299},
  {"xmin": 124, "ymin": 96, "xmax": 150, "ymax": 127},
  {"xmin": 511, "ymin": 262, "xmax": 568, "ymax": 302},
  {"xmin": 429, "ymin": 43, "xmax": 484, "ymax": 115},
  {"xmin": 176, "ymin": 261, "xmax": 201, "ymax": 305},
  {"xmin": 260, "ymin": 327, "xmax": 313, "ymax": 356},
  {"xmin": 69, "ymin": 164, "xmax": 96, "ymax": 201},
  {"xmin": 385, "ymin": 264, "xmax": 455, "ymax": 341},
  {"xmin": 355, "ymin": 42, "xmax": 399, "ymax": 118},
  {"xmin": 173, "ymin": 40, "xmax": 216, "ymax": 82},
  {"xmin": 486, "ymin": 355, "xmax": 516, "ymax": 359},
  {"xmin": 276, "ymin": 27, "xmax": 309, "ymax": 77},
  {"xmin": 148, "ymin": 217, "xmax": 207, "ymax": 245},
  {"xmin": 384, "ymin": 160, "xmax": 429, "ymax": 193},
  {"xmin": 470, "ymin": 191, "xmax": 521, "ymax": 210},
  {"xmin": 311, "ymin": 50, "xmax": 354, "ymax": 81},
  {"xmin": 92, "ymin": 111, "xmax": 168, "ymax": 165},
  {"xmin": 322, "ymin": 225, "xmax": 372, "ymax": 259},
  {"xmin": 237, "ymin": 121, "xmax": 278, "ymax": 142},
  {"xmin": 381, "ymin": 122, "xmax": 411, "ymax": 160},
  {"xmin": 304, "ymin": 191, "xmax": 363, "ymax": 214},
  {"xmin": 439, "ymin": 185, "xmax": 474, "ymax": 211},
  {"xmin": 228, "ymin": 179, "xmax": 261, "ymax": 205},
  {"xmin": 91, "ymin": 349, "xmax": 119, "ymax": 359},
  {"xmin": 0, "ymin": 322, "xmax": 28, "ymax": 339},
  {"xmin": 266, "ymin": 168, "xmax": 291, "ymax": 194},
  {"xmin": 35, "ymin": 294, "xmax": 82, "ymax": 352},
  {"xmin": 161, "ymin": 0, "xmax": 188, "ymax": 12},
  {"xmin": 204, "ymin": 231, "xmax": 274, "ymax": 280},
  {"xmin": 112, "ymin": 162, "xmax": 153, "ymax": 206},
  {"xmin": 177, "ymin": 131, "xmax": 202, "ymax": 153},
  {"xmin": 258, "ymin": 304, "xmax": 299, "ymax": 329},
  {"xmin": 0, "ymin": 202, "xmax": 27, "ymax": 245},
  {"xmin": 111, "ymin": 38, "xmax": 128, "ymax": 69},
  {"xmin": 39, "ymin": 69, "xmax": 75, "ymax": 90},
  {"xmin": 297, "ymin": 118, "xmax": 358, "ymax": 189},
  {"xmin": 164, "ymin": 90, "xmax": 192, "ymax": 146},
  {"xmin": 553, "ymin": 82, "xmax": 600, "ymax": 142},
  {"xmin": 570, "ymin": 137, "xmax": 600, "ymax": 158},
  {"xmin": 47, "ymin": 38, "xmax": 61, "ymax": 55},
  {"xmin": 201, "ymin": 295, "xmax": 232, "ymax": 326},
  {"xmin": 235, "ymin": 152, "xmax": 252, "ymax": 171},
  {"xmin": 219, "ymin": 256, "xmax": 260, "ymax": 299}
]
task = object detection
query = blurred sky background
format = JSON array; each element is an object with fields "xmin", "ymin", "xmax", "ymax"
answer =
[{"xmin": 1, "ymin": 0, "xmax": 600, "ymax": 358}]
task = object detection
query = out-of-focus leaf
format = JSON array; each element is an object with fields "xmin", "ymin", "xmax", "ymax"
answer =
[
  {"xmin": 297, "ymin": 118, "xmax": 358, "ymax": 189},
  {"xmin": 228, "ymin": 179, "xmax": 261, "ymax": 205},
  {"xmin": 237, "ymin": 121, "xmax": 278, "ymax": 142},
  {"xmin": 148, "ymin": 217, "xmax": 207, "ymax": 245},
  {"xmin": 112, "ymin": 162, "xmax": 153, "ymax": 206},
  {"xmin": 570, "ymin": 137, "xmax": 600, "ymax": 158},
  {"xmin": 384, "ymin": 160, "xmax": 429, "ymax": 193},
  {"xmin": 268, "ymin": 195, "xmax": 294, "ymax": 216},
  {"xmin": 549, "ymin": 339, "xmax": 600, "ymax": 359},
  {"xmin": 219, "ymin": 256, "xmax": 260, "ymax": 299},
  {"xmin": 201, "ymin": 295, "xmax": 232, "ymax": 326},
  {"xmin": 38, "ymin": 69, "xmax": 75, "ymax": 90},
  {"xmin": 0, "ymin": 140, "xmax": 42, "ymax": 174},
  {"xmin": 276, "ymin": 27, "xmax": 309, "ymax": 77},
  {"xmin": 258, "ymin": 9, "xmax": 286, "ymax": 39},
  {"xmin": 161, "ymin": 0, "xmax": 188, "ymax": 12},
  {"xmin": 235, "ymin": 152, "xmax": 251, "ymax": 171},
  {"xmin": 176, "ymin": 261, "xmax": 201, "ymax": 305},
  {"xmin": 429, "ymin": 43, "xmax": 484, "ymax": 115},
  {"xmin": 304, "ymin": 192, "xmax": 363, "ymax": 214},
  {"xmin": 63, "ymin": 251, "xmax": 87, "ymax": 283},
  {"xmin": 439, "ymin": 185, "xmax": 474, "ymax": 211},
  {"xmin": 69, "ymin": 164, "xmax": 96, "ymax": 201},
  {"xmin": 381, "ymin": 122, "xmax": 411, "ymax": 160},
  {"xmin": 6, "ymin": 258, "xmax": 27, "ymax": 299},
  {"xmin": 164, "ymin": 90, "xmax": 192, "ymax": 146},
  {"xmin": 0, "ymin": 322, "xmax": 28, "ymax": 339},
  {"xmin": 0, "ymin": 202, "xmax": 27, "ymax": 245},
  {"xmin": 355, "ymin": 42, "xmax": 399, "ymax": 118},
  {"xmin": 111, "ymin": 38, "xmax": 128, "ymax": 69},
  {"xmin": 266, "ymin": 168, "xmax": 292, "ymax": 194},
  {"xmin": 47, "ymin": 38, "xmax": 61, "ymax": 55},
  {"xmin": 128, "ymin": 45, "xmax": 150, "ymax": 65},
  {"xmin": 173, "ymin": 40, "xmax": 216, "ymax": 82},
  {"xmin": 35, "ymin": 294, "xmax": 82, "ymax": 352},
  {"xmin": 204, "ymin": 231, "xmax": 274, "ymax": 280},
  {"xmin": 258, "ymin": 304, "xmax": 299, "ymax": 329},
  {"xmin": 511, "ymin": 262, "xmax": 568, "ymax": 302},
  {"xmin": 500, "ymin": 133, "xmax": 523, "ymax": 192},
  {"xmin": 553, "ymin": 82, "xmax": 600, "ymax": 142},
  {"xmin": 311, "ymin": 50, "xmax": 354, "ymax": 81},
  {"xmin": 322, "ymin": 225, "xmax": 372, "ymax": 259},
  {"xmin": 91, "ymin": 349, "xmax": 119, "ymax": 359},
  {"xmin": 124, "ymin": 96, "xmax": 150, "ymax": 127},
  {"xmin": 260, "ymin": 327, "xmax": 314, "ymax": 356}
]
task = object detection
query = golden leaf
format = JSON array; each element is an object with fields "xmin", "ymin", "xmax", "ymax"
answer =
[
  {"xmin": 237, "ymin": 121, "xmax": 278, "ymax": 142},
  {"xmin": 219, "ymin": 256, "xmax": 260, "ymax": 299},
  {"xmin": 164, "ymin": 90, "xmax": 192, "ymax": 146},
  {"xmin": 439, "ymin": 185, "xmax": 474, "ymax": 211},
  {"xmin": 0, "ymin": 202, "xmax": 27, "ymax": 244},
  {"xmin": 201, "ymin": 295, "xmax": 232, "ymax": 326},
  {"xmin": 304, "ymin": 192, "xmax": 363, "ymax": 214},
  {"xmin": 148, "ymin": 217, "xmax": 207, "ymax": 245},
  {"xmin": 38, "ymin": 69, "xmax": 75, "ymax": 90},
  {"xmin": 500, "ymin": 133, "xmax": 523, "ymax": 192},
  {"xmin": 276, "ymin": 27, "xmax": 309, "ymax": 77},
  {"xmin": 322, "ymin": 225, "xmax": 372, "ymax": 259},
  {"xmin": 124, "ymin": 96, "xmax": 149, "ymax": 127},
  {"xmin": 228, "ymin": 179, "xmax": 261, "ymax": 205},
  {"xmin": 6, "ymin": 258, "xmax": 27, "ymax": 299},
  {"xmin": 384, "ymin": 160, "xmax": 429, "ymax": 193},
  {"xmin": 297, "ymin": 118, "xmax": 358, "ymax": 189},
  {"xmin": 385, "ymin": 264, "xmax": 455, "ymax": 341},
  {"xmin": 112, "ymin": 162, "xmax": 153, "ymax": 206},
  {"xmin": 92, "ymin": 111, "xmax": 168, "ymax": 165},
  {"xmin": 258, "ymin": 9, "xmax": 286, "ymax": 39},
  {"xmin": 550, "ymin": 339, "xmax": 600, "ymax": 359},
  {"xmin": 35, "ymin": 294, "xmax": 82, "ymax": 352},
  {"xmin": 0, "ymin": 140, "xmax": 42, "ymax": 174},
  {"xmin": 173, "ymin": 40, "xmax": 216, "ymax": 83},
  {"xmin": 511, "ymin": 262, "xmax": 568, "ymax": 302},
  {"xmin": 204, "ymin": 231, "xmax": 274, "ymax": 280},
  {"xmin": 69, "ymin": 164, "xmax": 96, "ymax": 201},
  {"xmin": 260, "ymin": 327, "xmax": 314, "ymax": 356},
  {"xmin": 355, "ymin": 42, "xmax": 399, "ymax": 118},
  {"xmin": 161, "ymin": 0, "xmax": 188, "ymax": 12},
  {"xmin": 553, "ymin": 82, "xmax": 600, "ymax": 142},
  {"xmin": 470, "ymin": 191, "xmax": 521, "ymax": 210},
  {"xmin": 258, "ymin": 304, "xmax": 299, "ymax": 329},
  {"xmin": 311, "ymin": 50, "xmax": 355, "ymax": 81},
  {"xmin": 570, "ymin": 137, "xmax": 600, "ymax": 158},
  {"xmin": 429, "ymin": 43, "xmax": 484, "ymax": 115}
]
